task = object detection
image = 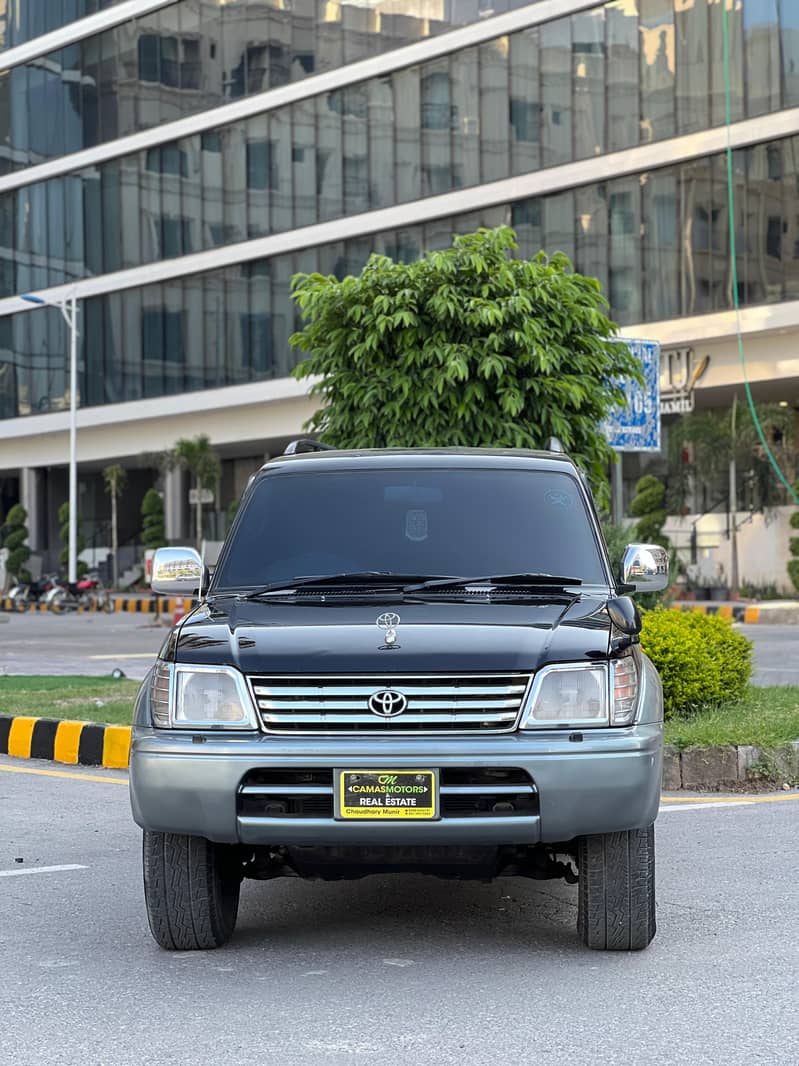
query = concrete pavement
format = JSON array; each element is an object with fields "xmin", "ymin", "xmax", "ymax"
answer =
[{"xmin": 1, "ymin": 755, "xmax": 797, "ymax": 1065}]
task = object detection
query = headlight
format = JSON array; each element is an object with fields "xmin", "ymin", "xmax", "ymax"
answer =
[
  {"xmin": 519, "ymin": 656, "xmax": 640, "ymax": 729},
  {"xmin": 149, "ymin": 662, "xmax": 258, "ymax": 730}
]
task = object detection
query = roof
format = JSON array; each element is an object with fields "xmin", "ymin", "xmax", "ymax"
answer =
[{"xmin": 258, "ymin": 446, "xmax": 580, "ymax": 475}]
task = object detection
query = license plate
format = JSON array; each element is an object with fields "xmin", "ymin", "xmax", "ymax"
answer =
[{"xmin": 335, "ymin": 770, "xmax": 438, "ymax": 820}]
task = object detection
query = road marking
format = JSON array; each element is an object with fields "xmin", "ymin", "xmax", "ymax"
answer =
[
  {"xmin": 88, "ymin": 653, "xmax": 155, "ymax": 660},
  {"xmin": 0, "ymin": 864, "xmax": 87, "ymax": 878},
  {"xmin": 660, "ymin": 801, "xmax": 754, "ymax": 812},
  {"xmin": 661, "ymin": 793, "xmax": 799, "ymax": 807},
  {"xmin": 0, "ymin": 763, "xmax": 127, "ymax": 785}
]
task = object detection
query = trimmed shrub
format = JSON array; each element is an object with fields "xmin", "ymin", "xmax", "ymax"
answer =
[
  {"xmin": 640, "ymin": 609, "xmax": 752, "ymax": 717},
  {"xmin": 788, "ymin": 482, "xmax": 799, "ymax": 592},
  {"xmin": 4, "ymin": 503, "xmax": 31, "ymax": 580},
  {"xmin": 141, "ymin": 488, "xmax": 165, "ymax": 550}
]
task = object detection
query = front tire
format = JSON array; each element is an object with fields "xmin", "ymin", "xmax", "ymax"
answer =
[
  {"xmin": 577, "ymin": 824, "xmax": 656, "ymax": 951},
  {"xmin": 142, "ymin": 830, "xmax": 242, "ymax": 950}
]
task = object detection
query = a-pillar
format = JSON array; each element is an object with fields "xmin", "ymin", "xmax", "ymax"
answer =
[
  {"xmin": 19, "ymin": 467, "xmax": 45, "ymax": 552},
  {"xmin": 164, "ymin": 466, "xmax": 187, "ymax": 543}
]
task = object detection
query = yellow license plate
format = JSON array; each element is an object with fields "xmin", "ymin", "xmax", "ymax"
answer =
[{"xmin": 336, "ymin": 770, "xmax": 438, "ymax": 820}]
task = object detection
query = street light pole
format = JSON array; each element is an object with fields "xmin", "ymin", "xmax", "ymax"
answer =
[{"xmin": 20, "ymin": 289, "xmax": 80, "ymax": 583}]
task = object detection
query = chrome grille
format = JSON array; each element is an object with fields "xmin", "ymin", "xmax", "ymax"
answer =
[{"xmin": 248, "ymin": 674, "xmax": 531, "ymax": 733}]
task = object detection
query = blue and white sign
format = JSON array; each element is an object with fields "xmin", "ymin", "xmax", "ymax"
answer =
[{"xmin": 603, "ymin": 338, "xmax": 661, "ymax": 453}]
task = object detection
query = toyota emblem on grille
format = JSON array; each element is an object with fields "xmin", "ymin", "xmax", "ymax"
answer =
[{"xmin": 368, "ymin": 689, "xmax": 408, "ymax": 718}]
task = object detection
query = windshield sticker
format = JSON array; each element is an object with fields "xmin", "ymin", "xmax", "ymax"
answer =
[
  {"xmin": 545, "ymin": 489, "xmax": 574, "ymax": 508},
  {"xmin": 405, "ymin": 509, "xmax": 429, "ymax": 541}
]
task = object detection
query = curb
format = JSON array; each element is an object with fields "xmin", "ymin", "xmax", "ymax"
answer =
[
  {"xmin": 0, "ymin": 596, "xmax": 193, "ymax": 615},
  {"xmin": 663, "ymin": 741, "xmax": 799, "ymax": 790},
  {"xmin": 670, "ymin": 602, "xmax": 799, "ymax": 624},
  {"xmin": 0, "ymin": 715, "xmax": 131, "ymax": 770}
]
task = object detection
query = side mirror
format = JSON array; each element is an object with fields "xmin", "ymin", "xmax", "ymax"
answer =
[
  {"xmin": 620, "ymin": 543, "xmax": 669, "ymax": 593},
  {"xmin": 150, "ymin": 546, "xmax": 203, "ymax": 595}
]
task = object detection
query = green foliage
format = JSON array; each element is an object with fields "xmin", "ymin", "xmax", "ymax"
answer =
[
  {"xmin": 629, "ymin": 475, "xmax": 668, "ymax": 546},
  {"xmin": 788, "ymin": 483, "xmax": 799, "ymax": 593},
  {"xmin": 226, "ymin": 497, "xmax": 240, "ymax": 533},
  {"xmin": 57, "ymin": 501, "xmax": 87, "ymax": 578},
  {"xmin": 290, "ymin": 226, "xmax": 642, "ymax": 509},
  {"xmin": 671, "ymin": 402, "xmax": 797, "ymax": 513},
  {"xmin": 141, "ymin": 488, "xmax": 166, "ymax": 550},
  {"xmin": 4, "ymin": 503, "xmax": 31, "ymax": 580},
  {"xmin": 170, "ymin": 435, "xmax": 221, "ymax": 491},
  {"xmin": 103, "ymin": 463, "xmax": 127, "ymax": 497},
  {"xmin": 640, "ymin": 609, "xmax": 752, "ymax": 717},
  {"xmin": 600, "ymin": 520, "xmax": 632, "ymax": 582}
]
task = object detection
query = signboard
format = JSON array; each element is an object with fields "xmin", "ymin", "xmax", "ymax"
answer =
[
  {"xmin": 603, "ymin": 338, "xmax": 661, "ymax": 453},
  {"xmin": 189, "ymin": 488, "xmax": 214, "ymax": 505},
  {"xmin": 659, "ymin": 346, "xmax": 710, "ymax": 414}
]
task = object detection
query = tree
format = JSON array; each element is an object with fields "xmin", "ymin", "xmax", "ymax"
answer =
[
  {"xmin": 290, "ymin": 226, "xmax": 642, "ymax": 507},
  {"xmin": 141, "ymin": 489, "xmax": 166, "ymax": 551},
  {"xmin": 169, "ymin": 435, "xmax": 221, "ymax": 550},
  {"xmin": 4, "ymin": 503, "xmax": 31, "ymax": 581},
  {"xmin": 103, "ymin": 464, "xmax": 127, "ymax": 588},
  {"xmin": 57, "ymin": 501, "xmax": 87, "ymax": 579},
  {"xmin": 629, "ymin": 475, "xmax": 669, "ymax": 547}
]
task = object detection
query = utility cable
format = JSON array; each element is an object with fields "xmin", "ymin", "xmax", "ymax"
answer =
[{"xmin": 721, "ymin": 3, "xmax": 799, "ymax": 504}]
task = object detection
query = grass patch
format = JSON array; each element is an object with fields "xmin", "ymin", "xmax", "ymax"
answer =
[
  {"xmin": 664, "ymin": 686, "xmax": 799, "ymax": 749},
  {"xmin": 0, "ymin": 675, "xmax": 140, "ymax": 726}
]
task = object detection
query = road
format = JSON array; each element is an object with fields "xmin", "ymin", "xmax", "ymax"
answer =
[
  {"xmin": 1, "ymin": 613, "xmax": 798, "ymax": 685},
  {"xmin": 1, "ymin": 755, "xmax": 797, "ymax": 1066}
]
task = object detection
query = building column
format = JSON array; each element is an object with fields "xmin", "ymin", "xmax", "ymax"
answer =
[
  {"xmin": 164, "ymin": 466, "xmax": 187, "ymax": 543},
  {"xmin": 20, "ymin": 467, "xmax": 45, "ymax": 552}
]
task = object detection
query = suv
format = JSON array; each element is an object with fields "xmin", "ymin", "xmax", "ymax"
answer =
[{"xmin": 130, "ymin": 445, "xmax": 668, "ymax": 952}]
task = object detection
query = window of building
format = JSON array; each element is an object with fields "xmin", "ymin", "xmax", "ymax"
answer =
[
  {"xmin": 138, "ymin": 35, "xmax": 202, "ymax": 90},
  {"xmin": 246, "ymin": 141, "xmax": 279, "ymax": 191},
  {"xmin": 145, "ymin": 146, "xmax": 189, "ymax": 177}
]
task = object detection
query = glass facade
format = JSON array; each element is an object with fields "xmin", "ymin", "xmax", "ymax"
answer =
[
  {"xmin": 0, "ymin": 0, "xmax": 540, "ymax": 173},
  {"xmin": 5, "ymin": 0, "xmax": 799, "ymax": 299},
  {"xmin": 3, "ymin": 133, "xmax": 799, "ymax": 420},
  {"xmin": 0, "ymin": 0, "xmax": 126, "ymax": 51},
  {"xmin": 3, "ymin": 0, "xmax": 799, "ymax": 174}
]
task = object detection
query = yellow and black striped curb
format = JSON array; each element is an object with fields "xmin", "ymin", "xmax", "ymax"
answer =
[
  {"xmin": 0, "ymin": 715, "xmax": 131, "ymax": 770},
  {"xmin": 670, "ymin": 602, "xmax": 799, "ymax": 624},
  {"xmin": 670, "ymin": 603, "xmax": 755, "ymax": 622},
  {"xmin": 1, "ymin": 596, "xmax": 195, "ymax": 615}
]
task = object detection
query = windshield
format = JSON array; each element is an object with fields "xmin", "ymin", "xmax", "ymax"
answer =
[{"xmin": 213, "ymin": 467, "xmax": 609, "ymax": 590}]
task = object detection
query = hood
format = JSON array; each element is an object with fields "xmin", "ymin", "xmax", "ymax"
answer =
[{"xmin": 171, "ymin": 597, "xmax": 612, "ymax": 674}]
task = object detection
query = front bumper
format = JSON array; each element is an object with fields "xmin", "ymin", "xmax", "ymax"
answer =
[{"xmin": 129, "ymin": 726, "xmax": 663, "ymax": 846}]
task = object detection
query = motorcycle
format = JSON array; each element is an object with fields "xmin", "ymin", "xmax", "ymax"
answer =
[
  {"xmin": 46, "ymin": 573, "xmax": 114, "ymax": 613},
  {"xmin": 7, "ymin": 573, "xmax": 59, "ymax": 611}
]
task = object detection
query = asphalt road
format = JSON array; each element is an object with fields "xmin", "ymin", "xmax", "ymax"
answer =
[
  {"xmin": 1, "ymin": 755, "xmax": 797, "ymax": 1066},
  {"xmin": 1, "ymin": 612, "xmax": 799, "ymax": 685}
]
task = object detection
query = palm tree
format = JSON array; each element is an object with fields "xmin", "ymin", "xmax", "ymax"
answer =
[
  {"xmin": 170, "ymin": 435, "xmax": 221, "ymax": 550},
  {"xmin": 103, "ymin": 464, "xmax": 127, "ymax": 588}
]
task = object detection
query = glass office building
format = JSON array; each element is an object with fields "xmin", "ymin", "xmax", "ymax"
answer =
[{"xmin": 1, "ymin": 0, "xmax": 799, "ymax": 555}]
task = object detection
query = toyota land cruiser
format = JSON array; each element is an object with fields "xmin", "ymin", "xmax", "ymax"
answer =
[{"xmin": 130, "ymin": 444, "xmax": 668, "ymax": 952}]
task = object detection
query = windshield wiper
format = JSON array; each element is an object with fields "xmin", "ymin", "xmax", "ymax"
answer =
[
  {"xmin": 239, "ymin": 572, "xmax": 455, "ymax": 599},
  {"xmin": 404, "ymin": 573, "xmax": 583, "ymax": 593}
]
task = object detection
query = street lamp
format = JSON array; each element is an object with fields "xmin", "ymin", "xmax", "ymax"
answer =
[{"xmin": 20, "ymin": 290, "xmax": 79, "ymax": 584}]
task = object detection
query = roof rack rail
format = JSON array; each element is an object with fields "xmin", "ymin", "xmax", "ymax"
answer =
[{"xmin": 283, "ymin": 439, "xmax": 336, "ymax": 455}]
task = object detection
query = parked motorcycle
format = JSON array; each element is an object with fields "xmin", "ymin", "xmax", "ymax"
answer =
[
  {"xmin": 7, "ymin": 573, "xmax": 59, "ymax": 611},
  {"xmin": 46, "ymin": 573, "xmax": 114, "ymax": 613}
]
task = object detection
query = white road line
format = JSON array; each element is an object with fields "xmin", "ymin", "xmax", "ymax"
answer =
[
  {"xmin": 0, "ymin": 864, "xmax": 88, "ymax": 878},
  {"xmin": 659, "ymin": 801, "xmax": 755, "ymax": 813}
]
